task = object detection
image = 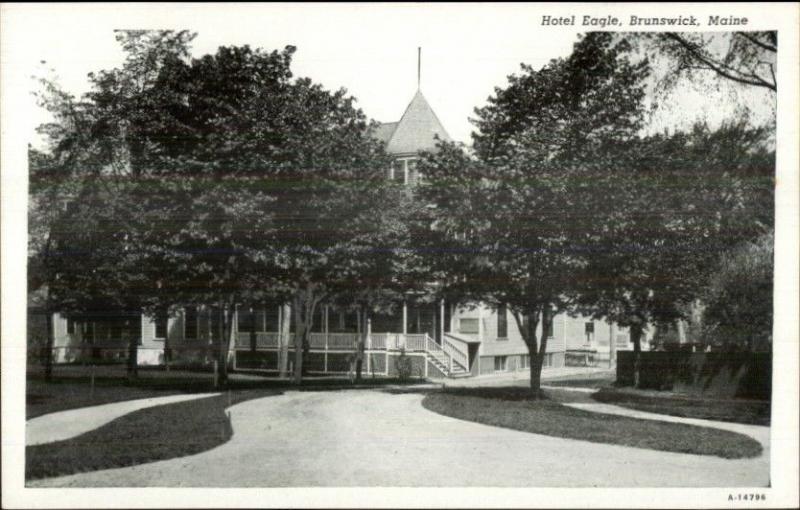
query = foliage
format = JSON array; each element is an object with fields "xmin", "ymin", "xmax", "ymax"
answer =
[
  {"xmin": 701, "ymin": 231, "xmax": 773, "ymax": 351},
  {"xmin": 395, "ymin": 348, "xmax": 413, "ymax": 381},
  {"xmin": 32, "ymin": 30, "xmax": 396, "ymax": 385},
  {"xmin": 417, "ymin": 33, "xmax": 651, "ymax": 396},
  {"xmin": 573, "ymin": 122, "xmax": 775, "ymax": 350},
  {"xmin": 648, "ymin": 32, "xmax": 777, "ymax": 92}
]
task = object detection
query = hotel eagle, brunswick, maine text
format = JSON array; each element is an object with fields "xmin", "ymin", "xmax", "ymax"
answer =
[{"xmin": 541, "ymin": 14, "xmax": 750, "ymax": 27}]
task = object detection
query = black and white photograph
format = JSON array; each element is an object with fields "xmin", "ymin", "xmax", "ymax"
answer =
[{"xmin": 2, "ymin": 3, "xmax": 798, "ymax": 508}]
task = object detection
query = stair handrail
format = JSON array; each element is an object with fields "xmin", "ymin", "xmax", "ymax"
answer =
[
  {"xmin": 424, "ymin": 334, "xmax": 453, "ymax": 373},
  {"xmin": 442, "ymin": 334, "xmax": 468, "ymax": 369}
]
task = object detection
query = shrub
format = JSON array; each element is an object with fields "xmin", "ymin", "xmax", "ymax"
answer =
[{"xmin": 395, "ymin": 348, "xmax": 413, "ymax": 381}]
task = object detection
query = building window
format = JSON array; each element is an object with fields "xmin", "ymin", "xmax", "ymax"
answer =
[
  {"xmin": 585, "ymin": 322, "xmax": 594, "ymax": 344},
  {"xmin": 459, "ymin": 318, "xmax": 479, "ymax": 334},
  {"xmin": 185, "ymin": 307, "xmax": 198, "ymax": 339},
  {"xmin": 391, "ymin": 160, "xmax": 407, "ymax": 184},
  {"xmin": 497, "ymin": 304, "xmax": 507, "ymax": 339},
  {"xmin": 494, "ymin": 356, "xmax": 507, "ymax": 372},
  {"xmin": 67, "ymin": 317, "xmax": 75, "ymax": 335},
  {"xmin": 616, "ymin": 333, "xmax": 629, "ymax": 347},
  {"xmin": 407, "ymin": 159, "xmax": 419, "ymax": 185},
  {"xmin": 155, "ymin": 312, "xmax": 168, "ymax": 339},
  {"xmin": 520, "ymin": 354, "xmax": 530, "ymax": 369}
]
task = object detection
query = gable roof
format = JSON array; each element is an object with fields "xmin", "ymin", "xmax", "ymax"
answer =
[
  {"xmin": 379, "ymin": 91, "xmax": 451, "ymax": 155},
  {"xmin": 373, "ymin": 122, "xmax": 399, "ymax": 145}
]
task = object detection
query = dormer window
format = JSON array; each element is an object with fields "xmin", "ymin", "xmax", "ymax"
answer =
[
  {"xmin": 390, "ymin": 160, "xmax": 407, "ymax": 184},
  {"xmin": 388, "ymin": 158, "xmax": 420, "ymax": 186}
]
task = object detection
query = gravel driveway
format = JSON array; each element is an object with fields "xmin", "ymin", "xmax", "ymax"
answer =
[{"xmin": 29, "ymin": 390, "xmax": 769, "ymax": 487}]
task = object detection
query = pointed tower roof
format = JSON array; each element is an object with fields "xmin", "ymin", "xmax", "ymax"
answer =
[{"xmin": 381, "ymin": 90, "xmax": 451, "ymax": 156}]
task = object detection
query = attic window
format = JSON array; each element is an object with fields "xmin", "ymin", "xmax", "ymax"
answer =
[{"xmin": 391, "ymin": 160, "xmax": 407, "ymax": 184}]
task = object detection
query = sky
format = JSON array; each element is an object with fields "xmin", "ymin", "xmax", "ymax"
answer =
[{"xmin": 4, "ymin": 3, "xmax": 775, "ymax": 150}]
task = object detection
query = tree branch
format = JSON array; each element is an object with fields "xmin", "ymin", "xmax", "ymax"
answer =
[
  {"xmin": 738, "ymin": 32, "xmax": 777, "ymax": 53},
  {"xmin": 664, "ymin": 33, "xmax": 776, "ymax": 91}
]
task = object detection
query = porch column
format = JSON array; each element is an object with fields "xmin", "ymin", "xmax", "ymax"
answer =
[
  {"xmin": 477, "ymin": 306, "xmax": 484, "ymax": 342},
  {"xmin": 276, "ymin": 304, "xmax": 282, "ymax": 370},
  {"xmin": 324, "ymin": 305, "xmax": 329, "ymax": 373},
  {"xmin": 439, "ymin": 299, "xmax": 445, "ymax": 345},
  {"xmin": 402, "ymin": 301, "xmax": 408, "ymax": 335},
  {"xmin": 366, "ymin": 317, "xmax": 372, "ymax": 374}
]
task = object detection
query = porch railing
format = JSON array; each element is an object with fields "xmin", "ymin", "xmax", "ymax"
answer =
[
  {"xmin": 327, "ymin": 332, "xmax": 360, "ymax": 349},
  {"xmin": 232, "ymin": 330, "xmax": 468, "ymax": 377},
  {"xmin": 235, "ymin": 332, "xmax": 286, "ymax": 349},
  {"xmin": 404, "ymin": 334, "xmax": 427, "ymax": 351}
]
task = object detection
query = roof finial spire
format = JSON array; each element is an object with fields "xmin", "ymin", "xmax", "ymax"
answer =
[{"xmin": 417, "ymin": 47, "xmax": 421, "ymax": 90}]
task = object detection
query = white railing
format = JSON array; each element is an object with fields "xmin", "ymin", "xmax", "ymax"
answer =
[
  {"xmin": 442, "ymin": 335, "xmax": 469, "ymax": 369},
  {"xmin": 327, "ymin": 332, "xmax": 359, "ymax": 349},
  {"xmin": 235, "ymin": 332, "xmax": 284, "ymax": 348},
  {"xmin": 425, "ymin": 335, "xmax": 451, "ymax": 367},
  {"xmin": 405, "ymin": 334, "xmax": 428, "ymax": 351},
  {"xmin": 309, "ymin": 332, "xmax": 327, "ymax": 348},
  {"xmin": 370, "ymin": 333, "xmax": 389, "ymax": 350}
]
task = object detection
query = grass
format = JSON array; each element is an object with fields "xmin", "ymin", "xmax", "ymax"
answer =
[
  {"xmin": 27, "ymin": 365, "xmax": 427, "ymax": 418},
  {"xmin": 591, "ymin": 388, "xmax": 771, "ymax": 426},
  {"xmin": 26, "ymin": 389, "xmax": 281, "ymax": 481},
  {"xmin": 543, "ymin": 373, "xmax": 616, "ymax": 389},
  {"xmin": 422, "ymin": 387, "xmax": 763, "ymax": 459}
]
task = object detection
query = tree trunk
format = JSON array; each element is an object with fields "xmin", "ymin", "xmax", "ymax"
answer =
[
  {"xmin": 127, "ymin": 329, "xmax": 139, "ymax": 382},
  {"xmin": 513, "ymin": 305, "xmax": 544, "ymax": 399},
  {"xmin": 292, "ymin": 296, "xmax": 307, "ymax": 385},
  {"xmin": 355, "ymin": 306, "xmax": 366, "ymax": 382},
  {"xmin": 528, "ymin": 342, "xmax": 545, "ymax": 397},
  {"xmin": 302, "ymin": 331, "xmax": 311, "ymax": 377},
  {"xmin": 44, "ymin": 307, "xmax": 54, "ymax": 382},
  {"xmin": 631, "ymin": 322, "xmax": 643, "ymax": 388},
  {"xmin": 217, "ymin": 303, "xmax": 235, "ymax": 387},
  {"xmin": 279, "ymin": 303, "xmax": 291, "ymax": 378},
  {"xmin": 164, "ymin": 321, "xmax": 171, "ymax": 371},
  {"xmin": 293, "ymin": 321, "xmax": 305, "ymax": 385}
]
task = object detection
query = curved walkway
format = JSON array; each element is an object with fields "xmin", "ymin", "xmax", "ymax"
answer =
[
  {"xmin": 563, "ymin": 401, "xmax": 770, "ymax": 449},
  {"xmin": 30, "ymin": 390, "xmax": 769, "ymax": 487},
  {"xmin": 26, "ymin": 393, "xmax": 219, "ymax": 446}
]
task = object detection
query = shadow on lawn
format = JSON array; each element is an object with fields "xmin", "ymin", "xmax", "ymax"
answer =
[
  {"xmin": 26, "ymin": 389, "xmax": 281, "ymax": 481},
  {"xmin": 420, "ymin": 386, "xmax": 764, "ymax": 460}
]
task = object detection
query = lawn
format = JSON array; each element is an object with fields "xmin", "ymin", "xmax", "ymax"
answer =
[
  {"xmin": 25, "ymin": 365, "xmax": 429, "ymax": 481},
  {"xmin": 591, "ymin": 388, "xmax": 771, "ymax": 426},
  {"xmin": 422, "ymin": 387, "xmax": 763, "ymax": 459},
  {"xmin": 26, "ymin": 389, "xmax": 280, "ymax": 481},
  {"xmin": 543, "ymin": 372, "xmax": 616, "ymax": 389},
  {"xmin": 27, "ymin": 365, "xmax": 427, "ymax": 418}
]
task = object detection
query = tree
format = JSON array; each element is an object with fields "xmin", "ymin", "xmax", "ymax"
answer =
[
  {"xmin": 27, "ymin": 147, "xmax": 71, "ymax": 380},
  {"xmin": 649, "ymin": 32, "xmax": 777, "ymax": 92},
  {"xmin": 418, "ymin": 33, "xmax": 651, "ymax": 397},
  {"xmin": 121, "ymin": 43, "xmax": 393, "ymax": 385},
  {"xmin": 574, "ymin": 121, "xmax": 774, "ymax": 384},
  {"xmin": 34, "ymin": 32, "xmax": 393, "ymax": 386},
  {"xmin": 329, "ymin": 185, "xmax": 426, "ymax": 382},
  {"xmin": 702, "ymin": 231, "xmax": 773, "ymax": 351}
]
